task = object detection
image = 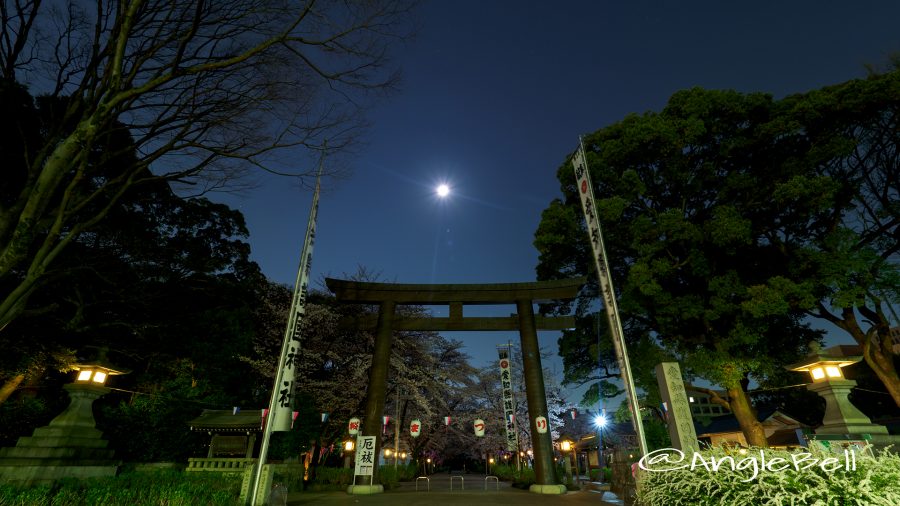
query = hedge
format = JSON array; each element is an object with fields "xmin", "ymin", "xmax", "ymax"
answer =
[{"xmin": 637, "ymin": 446, "xmax": 900, "ymax": 506}]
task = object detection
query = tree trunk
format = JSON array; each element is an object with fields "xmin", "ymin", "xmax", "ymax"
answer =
[
  {"xmin": 864, "ymin": 335, "xmax": 900, "ymax": 407},
  {"xmin": 0, "ymin": 374, "xmax": 25, "ymax": 405},
  {"xmin": 833, "ymin": 308, "xmax": 900, "ymax": 408},
  {"xmin": 726, "ymin": 386, "xmax": 767, "ymax": 448}
]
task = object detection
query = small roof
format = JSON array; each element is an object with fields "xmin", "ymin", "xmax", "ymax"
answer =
[
  {"xmin": 766, "ymin": 428, "xmax": 805, "ymax": 447},
  {"xmin": 786, "ymin": 344, "xmax": 863, "ymax": 372},
  {"xmin": 188, "ymin": 409, "xmax": 263, "ymax": 433},
  {"xmin": 695, "ymin": 408, "xmax": 805, "ymax": 437}
]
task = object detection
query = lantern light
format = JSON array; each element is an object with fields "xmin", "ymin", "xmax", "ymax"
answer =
[
  {"xmin": 786, "ymin": 344, "xmax": 860, "ymax": 383},
  {"xmin": 344, "ymin": 440, "xmax": 354, "ymax": 451},
  {"xmin": 73, "ymin": 363, "xmax": 125, "ymax": 385}
]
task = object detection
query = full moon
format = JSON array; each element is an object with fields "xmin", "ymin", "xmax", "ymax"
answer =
[{"xmin": 436, "ymin": 184, "xmax": 450, "ymax": 198}]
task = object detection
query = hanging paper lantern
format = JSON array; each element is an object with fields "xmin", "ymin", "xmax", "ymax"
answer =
[
  {"xmin": 535, "ymin": 415, "xmax": 548, "ymax": 434},
  {"xmin": 348, "ymin": 417, "xmax": 361, "ymax": 435},
  {"xmin": 410, "ymin": 419, "xmax": 422, "ymax": 437},
  {"xmin": 473, "ymin": 419, "xmax": 486, "ymax": 437}
]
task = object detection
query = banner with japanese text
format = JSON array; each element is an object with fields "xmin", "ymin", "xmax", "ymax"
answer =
[
  {"xmin": 498, "ymin": 346, "xmax": 519, "ymax": 451},
  {"xmin": 571, "ymin": 140, "xmax": 647, "ymax": 451},
  {"xmin": 269, "ymin": 169, "xmax": 322, "ymax": 431}
]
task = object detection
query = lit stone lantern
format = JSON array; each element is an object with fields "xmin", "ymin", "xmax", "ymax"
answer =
[
  {"xmin": 342, "ymin": 439, "xmax": 355, "ymax": 469},
  {"xmin": 786, "ymin": 343, "xmax": 888, "ymax": 436},
  {"xmin": 0, "ymin": 351, "xmax": 127, "ymax": 484},
  {"xmin": 559, "ymin": 440, "xmax": 574, "ymax": 485}
]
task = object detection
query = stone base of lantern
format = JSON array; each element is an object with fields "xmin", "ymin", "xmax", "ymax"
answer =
[{"xmin": 0, "ymin": 383, "xmax": 119, "ymax": 485}]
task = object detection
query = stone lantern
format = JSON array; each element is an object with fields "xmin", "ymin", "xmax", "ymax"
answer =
[
  {"xmin": 786, "ymin": 343, "xmax": 888, "ymax": 436},
  {"xmin": 0, "ymin": 353, "xmax": 127, "ymax": 484}
]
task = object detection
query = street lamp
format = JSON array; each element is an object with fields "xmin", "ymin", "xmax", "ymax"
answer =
[{"xmin": 594, "ymin": 412, "xmax": 607, "ymax": 471}]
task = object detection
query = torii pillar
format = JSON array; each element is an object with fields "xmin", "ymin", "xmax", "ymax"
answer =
[{"xmin": 327, "ymin": 277, "xmax": 585, "ymax": 495}]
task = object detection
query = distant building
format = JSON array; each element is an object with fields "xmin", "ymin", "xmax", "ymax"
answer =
[
  {"xmin": 694, "ymin": 408, "xmax": 808, "ymax": 449},
  {"xmin": 188, "ymin": 409, "xmax": 262, "ymax": 458},
  {"xmin": 684, "ymin": 388, "xmax": 730, "ymax": 418}
]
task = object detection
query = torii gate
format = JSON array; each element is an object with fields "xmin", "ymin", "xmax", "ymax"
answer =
[{"xmin": 326, "ymin": 276, "xmax": 585, "ymax": 494}]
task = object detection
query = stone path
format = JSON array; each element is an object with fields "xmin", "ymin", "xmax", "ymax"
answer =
[{"xmin": 282, "ymin": 473, "xmax": 623, "ymax": 506}]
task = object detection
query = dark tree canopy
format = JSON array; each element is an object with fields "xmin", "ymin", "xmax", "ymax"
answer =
[
  {"xmin": 536, "ymin": 68, "xmax": 900, "ymax": 447},
  {"xmin": 0, "ymin": 0, "xmax": 414, "ymax": 330}
]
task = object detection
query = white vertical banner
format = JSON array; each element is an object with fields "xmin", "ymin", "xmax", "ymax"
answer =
[
  {"xmin": 571, "ymin": 138, "xmax": 648, "ymax": 455},
  {"xmin": 268, "ymin": 164, "xmax": 323, "ymax": 432},
  {"xmin": 251, "ymin": 148, "xmax": 327, "ymax": 505},
  {"xmin": 497, "ymin": 345, "xmax": 519, "ymax": 452}
]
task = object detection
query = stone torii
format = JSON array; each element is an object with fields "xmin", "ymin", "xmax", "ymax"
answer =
[{"xmin": 326, "ymin": 276, "xmax": 585, "ymax": 494}]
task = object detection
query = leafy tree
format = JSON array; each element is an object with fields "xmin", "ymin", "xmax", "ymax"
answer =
[
  {"xmin": 535, "ymin": 88, "xmax": 836, "ymax": 447},
  {"xmin": 748, "ymin": 66, "xmax": 900, "ymax": 405},
  {"xmin": 0, "ymin": 0, "xmax": 414, "ymax": 330},
  {"xmin": 0, "ymin": 85, "xmax": 276, "ymax": 460}
]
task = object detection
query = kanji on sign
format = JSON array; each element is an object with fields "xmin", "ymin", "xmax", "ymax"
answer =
[
  {"xmin": 277, "ymin": 380, "xmax": 292, "ymax": 407},
  {"xmin": 354, "ymin": 436, "xmax": 377, "ymax": 477}
]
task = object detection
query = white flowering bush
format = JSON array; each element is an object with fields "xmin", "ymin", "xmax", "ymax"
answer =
[{"xmin": 636, "ymin": 446, "xmax": 900, "ymax": 505}]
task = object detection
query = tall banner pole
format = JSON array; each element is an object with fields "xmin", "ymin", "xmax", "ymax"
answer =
[
  {"xmin": 571, "ymin": 137, "xmax": 648, "ymax": 455},
  {"xmin": 251, "ymin": 147, "xmax": 327, "ymax": 505}
]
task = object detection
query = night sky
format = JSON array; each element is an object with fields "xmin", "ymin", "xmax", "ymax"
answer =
[{"xmin": 216, "ymin": 1, "xmax": 900, "ymax": 397}]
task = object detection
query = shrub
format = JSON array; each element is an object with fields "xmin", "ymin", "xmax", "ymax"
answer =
[
  {"xmin": 637, "ymin": 446, "xmax": 900, "ymax": 506},
  {"xmin": 492, "ymin": 463, "xmax": 516, "ymax": 481},
  {"xmin": 511, "ymin": 467, "xmax": 536, "ymax": 489},
  {"xmin": 310, "ymin": 466, "xmax": 352, "ymax": 490},
  {"xmin": 0, "ymin": 470, "xmax": 241, "ymax": 506},
  {"xmin": 377, "ymin": 465, "xmax": 403, "ymax": 490},
  {"xmin": 590, "ymin": 467, "xmax": 612, "ymax": 482}
]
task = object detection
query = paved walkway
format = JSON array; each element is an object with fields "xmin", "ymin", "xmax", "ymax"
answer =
[{"xmin": 283, "ymin": 473, "xmax": 623, "ymax": 506}]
